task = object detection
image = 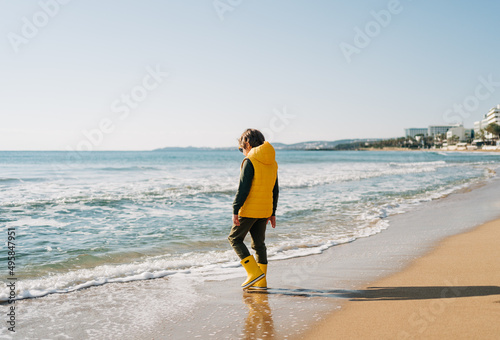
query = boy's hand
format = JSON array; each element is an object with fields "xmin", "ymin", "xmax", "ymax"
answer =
[
  {"xmin": 233, "ymin": 214, "xmax": 240, "ymax": 226},
  {"xmin": 267, "ymin": 216, "xmax": 276, "ymax": 228}
]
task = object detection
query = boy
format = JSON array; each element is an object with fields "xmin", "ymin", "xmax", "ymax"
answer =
[{"xmin": 228, "ymin": 129, "xmax": 279, "ymax": 289}]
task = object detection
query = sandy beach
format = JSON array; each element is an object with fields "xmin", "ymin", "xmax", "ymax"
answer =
[{"xmin": 303, "ymin": 218, "xmax": 500, "ymax": 339}]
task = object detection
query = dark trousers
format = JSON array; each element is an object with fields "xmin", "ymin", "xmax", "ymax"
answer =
[{"xmin": 228, "ymin": 217, "xmax": 268, "ymax": 264}]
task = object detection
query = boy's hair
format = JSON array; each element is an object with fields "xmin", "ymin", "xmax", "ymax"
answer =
[{"xmin": 238, "ymin": 129, "xmax": 265, "ymax": 148}]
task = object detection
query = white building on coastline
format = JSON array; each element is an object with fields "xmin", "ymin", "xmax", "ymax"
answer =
[
  {"xmin": 428, "ymin": 125, "xmax": 455, "ymax": 137},
  {"xmin": 404, "ymin": 124, "xmax": 474, "ymax": 143},
  {"xmin": 474, "ymin": 116, "xmax": 489, "ymax": 135},
  {"xmin": 402, "ymin": 105, "xmax": 500, "ymax": 146},
  {"xmin": 404, "ymin": 128, "xmax": 428, "ymax": 138},
  {"xmin": 404, "ymin": 126, "xmax": 461, "ymax": 138},
  {"xmin": 446, "ymin": 124, "xmax": 473, "ymax": 142},
  {"xmin": 474, "ymin": 105, "xmax": 500, "ymax": 138},
  {"xmin": 486, "ymin": 105, "xmax": 500, "ymax": 125}
]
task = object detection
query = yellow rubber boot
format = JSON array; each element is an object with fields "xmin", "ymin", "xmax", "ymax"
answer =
[
  {"xmin": 250, "ymin": 263, "xmax": 267, "ymax": 289},
  {"xmin": 240, "ymin": 255, "xmax": 265, "ymax": 289}
]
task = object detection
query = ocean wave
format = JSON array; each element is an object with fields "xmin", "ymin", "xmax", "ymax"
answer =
[
  {"xmin": 0, "ymin": 161, "xmax": 490, "ymax": 209},
  {"xmin": 0, "ymin": 177, "xmax": 22, "ymax": 183},
  {"xmin": 0, "ymin": 177, "xmax": 45, "ymax": 183},
  {"xmin": 0, "ymin": 185, "xmax": 236, "ymax": 210},
  {"xmin": 279, "ymin": 162, "xmax": 451, "ymax": 189},
  {"xmin": 387, "ymin": 160, "xmax": 447, "ymax": 167},
  {"xmin": 98, "ymin": 166, "xmax": 160, "ymax": 171},
  {"xmin": 0, "ymin": 219, "xmax": 389, "ymax": 302}
]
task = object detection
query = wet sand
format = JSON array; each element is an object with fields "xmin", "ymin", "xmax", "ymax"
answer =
[{"xmin": 303, "ymin": 218, "xmax": 500, "ymax": 339}]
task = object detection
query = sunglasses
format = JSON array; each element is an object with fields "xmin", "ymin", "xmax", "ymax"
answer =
[{"xmin": 238, "ymin": 147, "xmax": 244, "ymax": 153}]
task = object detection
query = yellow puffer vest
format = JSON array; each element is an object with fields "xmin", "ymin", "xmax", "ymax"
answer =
[{"xmin": 239, "ymin": 141, "xmax": 278, "ymax": 218}]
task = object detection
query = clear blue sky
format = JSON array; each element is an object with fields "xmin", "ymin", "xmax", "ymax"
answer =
[{"xmin": 1, "ymin": 0, "xmax": 500, "ymax": 150}]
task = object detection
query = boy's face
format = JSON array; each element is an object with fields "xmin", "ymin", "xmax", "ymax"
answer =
[{"xmin": 239, "ymin": 142, "xmax": 252, "ymax": 156}]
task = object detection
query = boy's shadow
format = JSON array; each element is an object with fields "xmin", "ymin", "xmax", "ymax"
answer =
[{"xmin": 246, "ymin": 285, "xmax": 500, "ymax": 301}]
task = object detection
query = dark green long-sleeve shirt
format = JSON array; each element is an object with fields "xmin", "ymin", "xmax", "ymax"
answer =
[{"xmin": 233, "ymin": 159, "xmax": 279, "ymax": 216}]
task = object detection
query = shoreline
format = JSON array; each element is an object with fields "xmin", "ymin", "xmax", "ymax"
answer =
[{"xmin": 302, "ymin": 217, "xmax": 500, "ymax": 339}]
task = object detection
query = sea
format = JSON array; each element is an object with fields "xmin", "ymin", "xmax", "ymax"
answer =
[{"xmin": 2, "ymin": 149, "xmax": 500, "ymax": 302}]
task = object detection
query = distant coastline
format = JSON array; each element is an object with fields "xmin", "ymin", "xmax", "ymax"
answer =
[
  {"xmin": 152, "ymin": 139, "xmax": 381, "ymax": 152},
  {"xmin": 361, "ymin": 147, "xmax": 500, "ymax": 152},
  {"xmin": 152, "ymin": 138, "xmax": 500, "ymax": 152}
]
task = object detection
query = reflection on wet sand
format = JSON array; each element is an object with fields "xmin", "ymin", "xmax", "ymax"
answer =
[{"xmin": 242, "ymin": 291, "xmax": 275, "ymax": 339}]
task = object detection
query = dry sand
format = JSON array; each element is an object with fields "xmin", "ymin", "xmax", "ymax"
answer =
[{"xmin": 302, "ymin": 218, "xmax": 500, "ymax": 339}]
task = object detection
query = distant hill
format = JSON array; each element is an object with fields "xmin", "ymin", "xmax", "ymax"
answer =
[
  {"xmin": 152, "ymin": 139, "xmax": 381, "ymax": 151},
  {"xmin": 271, "ymin": 139, "xmax": 380, "ymax": 150},
  {"xmin": 151, "ymin": 146, "xmax": 226, "ymax": 151}
]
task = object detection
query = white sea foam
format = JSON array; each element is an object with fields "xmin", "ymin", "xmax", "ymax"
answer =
[
  {"xmin": 278, "ymin": 161, "xmax": 451, "ymax": 189},
  {"xmin": 0, "ymin": 201, "xmax": 394, "ymax": 302},
  {"xmin": 5, "ymin": 217, "xmax": 70, "ymax": 229},
  {"xmin": 0, "ymin": 200, "xmax": 422, "ymax": 302}
]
